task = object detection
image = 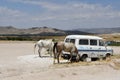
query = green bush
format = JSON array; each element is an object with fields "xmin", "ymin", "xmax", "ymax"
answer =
[{"xmin": 108, "ymin": 41, "xmax": 120, "ymax": 46}]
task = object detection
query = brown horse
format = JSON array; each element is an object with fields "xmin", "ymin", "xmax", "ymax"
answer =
[{"xmin": 53, "ymin": 42, "xmax": 80, "ymax": 63}]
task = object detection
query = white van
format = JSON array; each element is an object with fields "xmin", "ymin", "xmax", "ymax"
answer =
[{"xmin": 64, "ymin": 35, "xmax": 113, "ymax": 61}]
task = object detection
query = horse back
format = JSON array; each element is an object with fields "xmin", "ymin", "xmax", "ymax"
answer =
[{"xmin": 37, "ymin": 39, "xmax": 53, "ymax": 48}]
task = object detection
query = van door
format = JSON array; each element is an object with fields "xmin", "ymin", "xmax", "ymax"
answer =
[
  {"xmin": 98, "ymin": 40, "xmax": 107, "ymax": 58},
  {"xmin": 89, "ymin": 39, "xmax": 99, "ymax": 58},
  {"xmin": 76, "ymin": 39, "xmax": 90, "ymax": 56}
]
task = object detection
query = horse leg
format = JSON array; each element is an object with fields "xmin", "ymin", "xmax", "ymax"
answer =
[
  {"xmin": 57, "ymin": 52, "xmax": 60, "ymax": 63},
  {"xmin": 50, "ymin": 52, "xmax": 52, "ymax": 57},
  {"xmin": 49, "ymin": 48, "xmax": 52, "ymax": 57},
  {"xmin": 69, "ymin": 53, "xmax": 73, "ymax": 63},
  {"xmin": 38, "ymin": 48, "xmax": 42, "ymax": 57},
  {"xmin": 53, "ymin": 57, "xmax": 55, "ymax": 64},
  {"xmin": 53, "ymin": 53, "xmax": 57, "ymax": 64},
  {"xmin": 53, "ymin": 52, "xmax": 59, "ymax": 64},
  {"xmin": 53, "ymin": 50, "xmax": 56, "ymax": 64},
  {"xmin": 76, "ymin": 54, "xmax": 80, "ymax": 62}
]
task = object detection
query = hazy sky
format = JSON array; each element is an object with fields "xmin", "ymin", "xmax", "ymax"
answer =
[{"xmin": 0, "ymin": 0, "xmax": 120, "ymax": 30}]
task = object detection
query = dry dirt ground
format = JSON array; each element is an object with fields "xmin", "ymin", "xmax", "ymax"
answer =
[{"xmin": 0, "ymin": 41, "xmax": 120, "ymax": 80}]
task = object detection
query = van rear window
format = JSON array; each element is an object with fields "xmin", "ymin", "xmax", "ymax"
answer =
[
  {"xmin": 79, "ymin": 39, "xmax": 88, "ymax": 45},
  {"xmin": 65, "ymin": 38, "xmax": 70, "ymax": 42},
  {"xmin": 65, "ymin": 38, "xmax": 75, "ymax": 44},
  {"xmin": 70, "ymin": 39, "xmax": 75, "ymax": 44}
]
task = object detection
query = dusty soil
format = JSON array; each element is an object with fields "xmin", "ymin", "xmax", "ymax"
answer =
[{"xmin": 0, "ymin": 41, "xmax": 120, "ymax": 80}]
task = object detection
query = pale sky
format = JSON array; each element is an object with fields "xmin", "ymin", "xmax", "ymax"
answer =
[{"xmin": 0, "ymin": 0, "xmax": 120, "ymax": 30}]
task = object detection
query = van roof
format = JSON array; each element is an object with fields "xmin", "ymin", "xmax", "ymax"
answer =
[{"xmin": 65, "ymin": 35, "xmax": 103, "ymax": 40}]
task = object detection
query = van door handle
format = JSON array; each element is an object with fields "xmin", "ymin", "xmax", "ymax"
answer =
[
  {"xmin": 90, "ymin": 47, "xmax": 92, "ymax": 49},
  {"xmin": 99, "ymin": 48, "xmax": 101, "ymax": 49}
]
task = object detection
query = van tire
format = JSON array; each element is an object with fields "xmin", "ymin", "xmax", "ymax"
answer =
[
  {"xmin": 80, "ymin": 54, "xmax": 88, "ymax": 62},
  {"xmin": 105, "ymin": 53, "xmax": 111, "ymax": 61}
]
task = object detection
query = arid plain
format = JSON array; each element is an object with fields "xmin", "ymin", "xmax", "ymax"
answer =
[{"xmin": 0, "ymin": 41, "xmax": 120, "ymax": 80}]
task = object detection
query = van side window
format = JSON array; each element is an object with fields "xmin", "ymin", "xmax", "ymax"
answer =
[
  {"xmin": 79, "ymin": 39, "xmax": 88, "ymax": 45},
  {"xmin": 90, "ymin": 39, "xmax": 97, "ymax": 45},
  {"xmin": 99, "ymin": 40, "xmax": 104, "ymax": 46}
]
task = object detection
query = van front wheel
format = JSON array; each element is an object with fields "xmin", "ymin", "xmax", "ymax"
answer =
[{"xmin": 105, "ymin": 54, "xmax": 111, "ymax": 61}]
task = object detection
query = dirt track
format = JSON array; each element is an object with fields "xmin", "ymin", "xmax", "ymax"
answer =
[{"xmin": 0, "ymin": 41, "xmax": 120, "ymax": 80}]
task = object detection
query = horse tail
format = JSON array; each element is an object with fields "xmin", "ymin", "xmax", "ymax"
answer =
[
  {"xmin": 34, "ymin": 43, "xmax": 37, "ymax": 55},
  {"xmin": 53, "ymin": 42, "xmax": 58, "ymax": 59}
]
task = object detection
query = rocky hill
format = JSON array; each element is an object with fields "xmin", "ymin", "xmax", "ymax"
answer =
[{"xmin": 0, "ymin": 26, "xmax": 89, "ymax": 36}]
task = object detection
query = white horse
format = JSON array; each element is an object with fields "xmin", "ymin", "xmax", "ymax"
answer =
[{"xmin": 34, "ymin": 39, "xmax": 54, "ymax": 57}]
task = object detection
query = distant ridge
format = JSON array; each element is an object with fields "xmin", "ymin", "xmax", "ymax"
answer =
[
  {"xmin": 1, "ymin": 26, "xmax": 119, "ymax": 35},
  {"xmin": 0, "ymin": 26, "xmax": 90, "ymax": 36},
  {"xmin": 77, "ymin": 27, "xmax": 120, "ymax": 34}
]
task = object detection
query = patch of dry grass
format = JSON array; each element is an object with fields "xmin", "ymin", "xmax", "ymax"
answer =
[
  {"xmin": 111, "ymin": 55, "xmax": 120, "ymax": 59},
  {"xmin": 98, "ymin": 34, "xmax": 120, "ymax": 41},
  {"xmin": 51, "ymin": 55, "xmax": 120, "ymax": 70}
]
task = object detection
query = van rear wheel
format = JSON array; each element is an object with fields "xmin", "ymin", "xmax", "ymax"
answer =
[{"xmin": 81, "ymin": 55, "xmax": 88, "ymax": 62}]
